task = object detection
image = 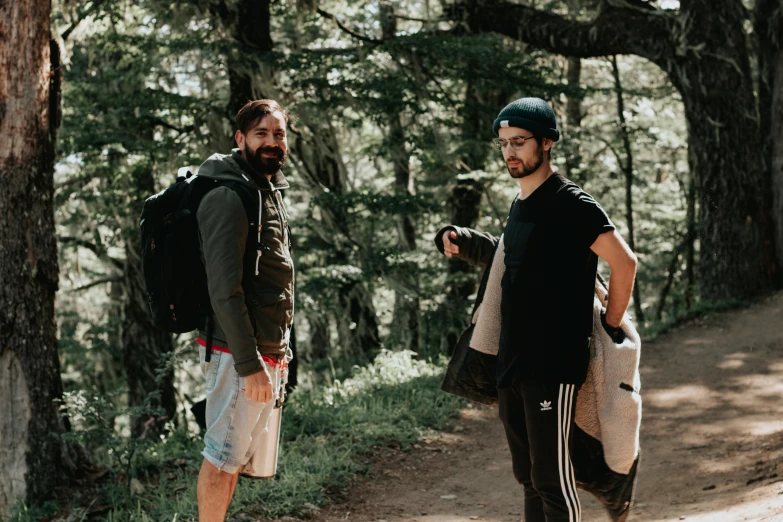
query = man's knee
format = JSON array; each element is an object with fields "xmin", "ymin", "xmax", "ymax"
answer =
[
  {"xmin": 511, "ymin": 459, "xmax": 534, "ymax": 488},
  {"xmin": 199, "ymin": 457, "xmax": 238, "ymax": 483}
]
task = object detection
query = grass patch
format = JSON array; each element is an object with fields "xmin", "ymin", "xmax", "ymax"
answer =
[
  {"xmin": 639, "ymin": 297, "xmax": 752, "ymax": 342},
  {"xmin": 14, "ymin": 350, "xmax": 464, "ymax": 521}
]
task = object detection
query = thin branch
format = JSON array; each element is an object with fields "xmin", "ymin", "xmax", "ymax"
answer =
[
  {"xmin": 592, "ymin": 134, "xmax": 624, "ymax": 166},
  {"xmin": 149, "ymin": 117, "xmax": 195, "ymax": 135},
  {"xmin": 55, "ymin": 173, "xmax": 99, "ymax": 192},
  {"xmin": 60, "ymin": 0, "xmax": 107, "ymax": 41},
  {"xmin": 415, "ymin": 59, "xmax": 459, "ymax": 107},
  {"xmin": 655, "ymin": 236, "xmax": 688, "ymax": 320},
  {"xmin": 611, "ymin": 54, "xmax": 644, "ymax": 322},
  {"xmin": 59, "ymin": 236, "xmax": 125, "ymax": 271},
  {"xmin": 302, "ymin": 47, "xmax": 360, "ymax": 55},
  {"xmin": 316, "ymin": 8, "xmax": 383, "ymax": 44},
  {"xmin": 69, "ymin": 276, "xmax": 123, "ymax": 293},
  {"xmin": 59, "ymin": 235, "xmax": 104, "ymax": 256},
  {"xmin": 394, "ymin": 14, "xmax": 432, "ymax": 23},
  {"xmin": 461, "ymin": 1, "xmax": 675, "ymax": 66}
]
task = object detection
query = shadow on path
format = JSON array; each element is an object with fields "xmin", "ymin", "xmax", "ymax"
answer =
[{"xmin": 312, "ymin": 292, "xmax": 783, "ymax": 522}]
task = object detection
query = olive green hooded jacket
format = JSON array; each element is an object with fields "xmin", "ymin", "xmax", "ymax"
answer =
[{"xmin": 196, "ymin": 149, "xmax": 294, "ymax": 377}]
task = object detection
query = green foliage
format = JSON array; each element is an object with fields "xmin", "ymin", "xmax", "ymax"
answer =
[
  {"xmin": 22, "ymin": 350, "xmax": 463, "ymax": 521},
  {"xmin": 59, "ymin": 388, "xmax": 167, "ymax": 478}
]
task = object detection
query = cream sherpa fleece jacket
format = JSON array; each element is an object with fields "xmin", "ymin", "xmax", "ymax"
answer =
[
  {"xmin": 470, "ymin": 267, "xmax": 641, "ymax": 475},
  {"xmin": 575, "ymin": 281, "xmax": 642, "ymax": 475},
  {"xmin": 470, "ymin": 235, "xmax": 505, "ymax": 354}
]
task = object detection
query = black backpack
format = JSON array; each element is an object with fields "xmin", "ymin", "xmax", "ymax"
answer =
[{"xmin": 139, "ymin": 172, "xmax": 257, "ymax": 356}]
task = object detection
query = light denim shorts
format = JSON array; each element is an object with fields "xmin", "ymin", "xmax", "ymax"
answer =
[{"xmin": 199, "ymin": 346, "xmax": 281, "ymax": 474}]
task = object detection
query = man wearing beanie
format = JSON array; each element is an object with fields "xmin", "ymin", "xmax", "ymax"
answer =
[{"xmin": 435, "ymin": 97, "xmax": 638, "ymax": 522}]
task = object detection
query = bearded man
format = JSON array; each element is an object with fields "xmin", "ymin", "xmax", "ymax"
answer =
[
  {"xmin": 436, "ymin": 97, "xmax": 637, "ymax": 522},
  {"xmin": 194, "ymin": 99, "xmax": 294, "ymax": 521}
]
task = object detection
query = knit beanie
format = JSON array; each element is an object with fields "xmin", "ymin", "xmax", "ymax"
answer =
[{"xmin": 492, "ymin": 97, "xmax": 560, "ymax": 141}]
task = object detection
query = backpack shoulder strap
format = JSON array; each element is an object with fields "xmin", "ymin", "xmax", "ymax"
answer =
[{"xmin": 214, "ymin": 180, "xmax": 259, "ymax": 231}]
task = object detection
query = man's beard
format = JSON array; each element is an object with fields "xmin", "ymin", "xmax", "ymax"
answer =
[
  {"xmin": 506, "ymin": 146, "xmax": 544, "ymax": 179},
  {"xmin": 245, "ymin": 144, "xmax": 287, "ymax": 175}
]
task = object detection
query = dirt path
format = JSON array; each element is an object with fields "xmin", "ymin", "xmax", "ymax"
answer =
[{"xmin": 313, "ymin": 291, "xmax": 783, "ymax": 522}]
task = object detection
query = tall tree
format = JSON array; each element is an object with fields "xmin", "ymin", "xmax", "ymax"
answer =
[
  {"xmin": 756, "ymin": 0, "xmax": 783, "ymax": 280},
  {"xmin": 563, "ymin": 0, "xmax": 586, "ymax": 183},
  {"xmin": 381, "ymin": 1, "xmax": 421, "ymax": 352},
  {"xmin": 0, "ymin": 0, "xmax": 82, "ymax": 513},
  {"xmin": 464, "ymin": 0, "xmax": 781, "ymax": 301}
]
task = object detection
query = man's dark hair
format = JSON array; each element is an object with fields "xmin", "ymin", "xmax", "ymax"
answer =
[{"xmin": 235, "ymin": 99, "xmax": 289, "ymax": 135}]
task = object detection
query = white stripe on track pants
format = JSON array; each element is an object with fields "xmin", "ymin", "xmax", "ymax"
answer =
[{"xmin": 499, "ymin": 380, "xmax": 581, "ymax": 522}]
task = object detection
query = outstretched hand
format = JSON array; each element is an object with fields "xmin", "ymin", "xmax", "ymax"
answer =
[{"xmin": 442, "ymin": 230, "xmax": 460, "ymax": 258}]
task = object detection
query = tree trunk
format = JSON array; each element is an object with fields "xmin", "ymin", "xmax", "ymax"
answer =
[
  {"xmin": 335, "ymin": 281, "xmax": 381, "ymax": 364},
  {"xmin": 212, "ymin": 0, "xmax": 274, "ymax": 117},
  {"xmin": 443, "ymin": 80, "xmax": 485, "ymax": 348},
  {"xmin": 564, "ymin": 0, "xmax": 585, "ymax": 183},
  {"xmin": 381, "ymin": 3, "xmax": 421, "ymax": 352},
  {"xmin": 610, "ymin": 56, "xmax": 645, "ymax": 322},
  {"xmin": 756, "ymin": 0, "xmax": 783, "ymax": 284},
  {"xmin": 673, "ymin": 63, "xmax": 769, "ymax": 301},
  {"xmin": 469, "ymin": 0, "xmax": 780, "ymax": 301},
  {"xmin": 655, "ymin": 237, "xmax": 688, "ymax": 320},
  {"xmin": 0, "ymin": 2, "xmax": 83, "ymax": 513},
  {"xmin": 564, "ymin": 56, "xmax": 585, "ymax": 183},
  {"xmin": 308, "ymin": 313, "xmax": 330, "ymax": 361},
  {"xmin": 445, "ymin": 0, "xmax": 515, "ymax": 327},
  {"xmin": 684, "ymin": 165, "xmax": 698, "ymax": 309},
  {"xmin": 122, "ymin": 165, "xmax": 176, "ymax": 437},
  {"xmin": 389, "ymin": 110, "xmax": 421, "ymax": 352}
]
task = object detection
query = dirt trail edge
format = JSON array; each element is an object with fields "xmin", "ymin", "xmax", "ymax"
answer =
[{"xmin": 313, "ymin": 291, "xmax": 783, "ymax": 522}]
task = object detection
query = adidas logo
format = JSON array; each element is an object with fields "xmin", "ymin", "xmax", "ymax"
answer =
[{"xmin": 540, "ymin": 400, "xmax": 552, "ymax": 411}]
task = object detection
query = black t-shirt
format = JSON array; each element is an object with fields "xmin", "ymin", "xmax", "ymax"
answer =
[{"xmin": 497, "ymin": 174, "xmax": 615, "ymax": 387}]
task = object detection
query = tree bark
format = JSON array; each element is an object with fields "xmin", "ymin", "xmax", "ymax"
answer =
[
  {"xmin": 467, "ymin": 0, "xmax": 779, "ymax": 301},
  {"xmin": 564, "ymin": 0, "xmax": 585, "ymax": 183},
  {"xmin": 564, "ymin": 56, "xmax": 586, "ymax": 183},
  {"xmin": 656, "ymin": 238, "xmax": 687, "ymax": 320},
  {"xmin": 0, "ymin": 1, "xmax": 83, "ymax": 513},
  {"xmin": 684, "ymin": 165, "xmax": 698, "ymax": 309},
  {"xmin": 382, "ymin": 2, "xmax": 421, "ymax": 352},
  {"xmin": 389, "ymin": 109, "xmax": 421, "ymax": 353},
  {"xmin": 443, "ymin": 79, "xmax": 490, "ymax": 348},
  {"xmin": 308, "ymin": 313, "xmax": 330, "ymax": 361},
  {"xmin": 212, "ymin": 0, "xmax": 274, "ymax": 117},
  {"xmin": 756, "ymin": 0, "xmax": 783, "ymax": 285}
]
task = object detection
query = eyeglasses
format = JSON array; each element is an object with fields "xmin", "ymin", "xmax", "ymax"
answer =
[{"xmin": 492, "ymin": 135, "xmax": 536, "ymax": 151}]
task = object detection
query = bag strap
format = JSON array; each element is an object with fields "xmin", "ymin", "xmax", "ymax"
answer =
[{"xmin": 215, "ymin": 180, "xmax": 260, "ymax": 238}]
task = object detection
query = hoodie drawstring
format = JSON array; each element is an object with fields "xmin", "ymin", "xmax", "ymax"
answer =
[{"xmin": 255, "ymin": 189, "xmax": 263, "ymax": 276}]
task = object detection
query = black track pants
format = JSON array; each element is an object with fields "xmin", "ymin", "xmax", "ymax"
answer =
[{"xmin": 499, "ymin": 380, "xmax": 581, "ymax": 522}]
